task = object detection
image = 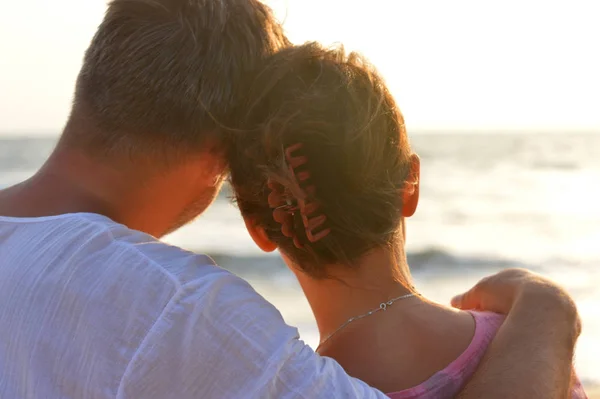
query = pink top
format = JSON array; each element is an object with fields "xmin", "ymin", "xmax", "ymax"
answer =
[{"xmin": 387, "ymin": 311, "xmax": 587, "ymax": 399}]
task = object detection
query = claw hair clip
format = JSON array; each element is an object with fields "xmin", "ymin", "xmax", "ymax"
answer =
[{"xmin": 267, "ymin": 143, "xmax": 331, "ymax": 249}]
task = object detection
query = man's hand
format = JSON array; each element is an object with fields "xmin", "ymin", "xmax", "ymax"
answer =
[
  {"xmin": 452, "ymin": 268, "xmax": 580, "ymax": 322},
  {"xmin": 452, "ymin": 268, "xmax": 581, "ymax": 399}
]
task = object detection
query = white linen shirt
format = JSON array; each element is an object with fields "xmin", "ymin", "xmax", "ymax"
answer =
[{"xmin": 0, "ymin": 213, "xmax": 387, "ymax": 398}]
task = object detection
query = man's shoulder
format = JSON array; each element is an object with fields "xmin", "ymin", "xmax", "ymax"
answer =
[
  {"xmin": 78, "ymin": 213, "xmax": 241, "ymax": 287},
  {"xmin": 15, "ymin": 212, "xmax": 282, "ymax": 325},
  {"xmin": 60, "ymin": 214, "xmax": 286, "ymax": 331},
  {"xmin": 19, "ymin": 212, "xmax": 243, "ymax": 290}
]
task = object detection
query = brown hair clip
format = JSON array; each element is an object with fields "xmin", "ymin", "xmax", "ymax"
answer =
[{"xmin": 267, "ymin": 143, "xmax": 331, "ymax": 249}]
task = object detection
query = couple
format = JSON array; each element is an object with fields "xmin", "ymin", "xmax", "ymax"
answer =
[{"xmin": 0, "ymin": 0, "xmax": 584, "ymax": 398}]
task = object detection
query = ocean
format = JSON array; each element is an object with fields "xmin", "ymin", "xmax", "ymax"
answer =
[{"xmin": 1, "ymin": 133, "xmax": 599, "ymax": 389}]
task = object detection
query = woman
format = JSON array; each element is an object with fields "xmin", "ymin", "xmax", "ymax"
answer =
[{"xmin": 229, "ymin": 43, "xmax": 586, "ymax": 398}]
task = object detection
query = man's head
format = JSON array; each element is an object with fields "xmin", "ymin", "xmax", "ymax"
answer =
[{"xmin": 53, "ymin": 0, "xmax": 289, "ymax": 235}]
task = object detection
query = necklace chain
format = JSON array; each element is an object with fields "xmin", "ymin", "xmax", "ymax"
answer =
[{"xmin": 316, "ymin": 292, "xmax": 417, "ymax": 352}]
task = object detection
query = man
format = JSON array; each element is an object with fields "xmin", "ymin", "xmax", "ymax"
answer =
[{"xmin": 0, "ymin": 0, "xmax": 580, "ymax": 397}]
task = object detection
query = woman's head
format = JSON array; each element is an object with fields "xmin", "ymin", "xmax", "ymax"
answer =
[{"xmin": 229, "ymin": 43, "xmax": 419, "ymax": 278}]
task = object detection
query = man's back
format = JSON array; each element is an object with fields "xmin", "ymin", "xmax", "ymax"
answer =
[
  {"xmin": 0, "ymin": 213, "xmax": 382, "ymax": 398},
  {"xmin": 0, "ymin": 213, "xmax": 210, "ymax": 397}
]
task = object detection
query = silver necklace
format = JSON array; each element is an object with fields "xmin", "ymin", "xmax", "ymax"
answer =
[{"xmin": 316, "ymin": 292, "xmax": 417, "ymax": 352}]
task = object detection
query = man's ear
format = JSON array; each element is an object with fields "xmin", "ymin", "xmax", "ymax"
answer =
[
  {"xmin": 243, "ymin": 216, "xmax": 278, "ymax": 253},
  {"xmin": 402, "ymin": 154, "xmax": 420, "ymax": 218}
]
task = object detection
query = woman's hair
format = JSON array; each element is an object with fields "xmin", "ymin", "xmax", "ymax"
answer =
[{"xmin": 229, "ymin": 42, "xmax": 414, "ymax": 278}]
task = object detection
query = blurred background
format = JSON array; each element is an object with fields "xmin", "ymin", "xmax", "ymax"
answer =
[{"xmin": 1, "ymin": 0, "xmax": 598, "ymax": 391}]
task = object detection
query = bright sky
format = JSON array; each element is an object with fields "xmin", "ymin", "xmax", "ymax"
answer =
[{"xmin": 1, "ymin": 0, "xmax": 599, "ymax": 136}]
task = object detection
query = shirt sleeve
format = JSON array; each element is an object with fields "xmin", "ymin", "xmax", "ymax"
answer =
[{"xmin": 117, "ymin": 271, "xmax": 389, "ymax": 399}]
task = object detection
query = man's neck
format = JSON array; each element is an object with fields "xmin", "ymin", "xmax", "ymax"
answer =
[
  {"xmin": 288, "ymin": 247, "xmax": 415, "ymax": 343},
  {"xmin": 0, "ymin": 147, "xmax": 195, "ymax": 237},
  {"xmin": 0, "ymin": 150, "xmax": 125, "ymax": 220}
]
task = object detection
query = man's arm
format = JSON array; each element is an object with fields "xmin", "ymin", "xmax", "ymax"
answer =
[
  {"xmin": 119, "ymin": 274, "xmax": 391, "ymax": 398},
  {"xmin": 120, "ymin": 268, "xmax": 579, "ymax": 398},
  {"xmin": 452, "ymin": 269, "xmax": 581, "ymax": 399}
]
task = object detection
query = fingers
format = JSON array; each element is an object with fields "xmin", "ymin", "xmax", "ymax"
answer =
[
  {"xmin": 451, "ymin": 286, "xmax": 481, "ymax": 311},
  {"xmin": 451, "ymin": 268, "xmax": 532, "ymax": 314},
  {"xmin": 453, "ymin": 268, "xmax": 579, "ymax": 326},
  {"xmin": 450, "ymin": 293, "xmax": 465, "ymax": 309},
  {"xmin": 452, "ymin": 275, "xmax": 490, "ymax": 310}
]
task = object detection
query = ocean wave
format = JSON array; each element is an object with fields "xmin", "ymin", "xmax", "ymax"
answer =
[
  {"xmin": 531, "ymin": 161, "xmax": 580, "ymax": 170},
  {"xmin": 206, "ymin": 248, "xmax": 531, "ymax": 278}
]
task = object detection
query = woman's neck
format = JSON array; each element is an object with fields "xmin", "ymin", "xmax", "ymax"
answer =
[{"xmin": 287, "ymin": 247, "xmax": 416, "ymax": 344}]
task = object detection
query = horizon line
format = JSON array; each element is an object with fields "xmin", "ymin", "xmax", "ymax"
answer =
[{"xmin": 1, "ymin": 128, "xmax": 599, "ymax": 139}]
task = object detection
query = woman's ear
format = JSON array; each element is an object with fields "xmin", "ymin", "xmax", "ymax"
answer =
[
  {"xmin": 243, "ymin": 216, "xmax": 278, "ymax": 253},
  {"xmin": 402, "ymin": 154, "xmax": 420, "ymax": 218}
]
